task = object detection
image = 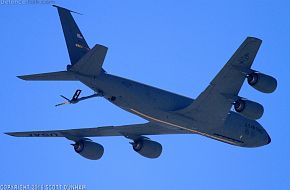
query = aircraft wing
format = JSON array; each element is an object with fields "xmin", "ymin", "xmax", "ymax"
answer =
[
  {"xmin": 6, "ymin": 122, "xmax": 189, "ymax": 141},
  {"xmin": 177, "ymin": 37, "xmax": 262, "ymax": 126}
]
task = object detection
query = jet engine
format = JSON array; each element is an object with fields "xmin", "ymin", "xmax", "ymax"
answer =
[
  {"xmin": 247, "ymin": 72, "xmax": 277, "ymax": 93},
  {"xmin": 234, "ymin": 99, "xmax": 264, "ymax": 120},
  {"xmin": 131, "ymin": 139, "xmax": 162, "ymax": 159},
  {"xmin": 72, "ymin": 140, "xmax": 104, "ymax": 160}
]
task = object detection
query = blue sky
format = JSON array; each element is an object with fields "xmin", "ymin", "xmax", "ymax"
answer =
[{"xmin": 1, "ymin": 1, "xmax": 290, "ymax": 189}]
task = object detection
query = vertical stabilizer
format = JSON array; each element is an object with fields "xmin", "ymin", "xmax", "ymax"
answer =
[
  {"xmin": 17, "ymin": 6, "xmax": 108, "ymax": 81},
  {"xmin": 53, "ymin": 5, "xmax": 90, "ymax": 65}
]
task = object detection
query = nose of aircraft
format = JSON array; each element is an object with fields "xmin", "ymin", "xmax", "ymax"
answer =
[
  {"xmin": 254, "ymin": 132, "xmax": 271, "ymax": 147},
  {"xmin": 266, "ymin": 133, "xmax": 271, "ymax": 144},
  {"xmin": 243, "ymin": 125, "xmax": 271, "ymax": 147}
]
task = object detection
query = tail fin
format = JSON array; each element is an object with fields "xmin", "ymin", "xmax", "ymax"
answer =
[
  {"xmin": 53, "ymin": 5, "xmax": 90, "ymax": 65},
  {"xmin": 53, "ymin": 5, "xmax": 108, "ymax": 76},
  {"xmin": 17, "ymin": 6, "xmax": 108, "ymax": 81}
]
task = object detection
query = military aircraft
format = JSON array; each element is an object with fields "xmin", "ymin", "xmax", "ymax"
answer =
[{"xmin": 6, "ymin": 5, "xmax": 277, "ymax": 160}]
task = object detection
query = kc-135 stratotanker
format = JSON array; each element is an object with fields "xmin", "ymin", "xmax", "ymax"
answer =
[{"xmin": 6, "ymin": 5, "xmax": 277, "ymax": 160}]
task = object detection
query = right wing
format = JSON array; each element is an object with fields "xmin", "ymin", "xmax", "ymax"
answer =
[
  {"xmin": 177, "ymin": 37, "xmax": 262, "ymax": 126},
  {"xmin": 6, "ymin": 122, "xmax": 189, "ymax": 141}
]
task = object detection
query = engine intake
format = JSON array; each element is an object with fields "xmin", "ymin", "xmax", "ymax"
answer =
[
  {"xmin": 234, "ymin": 99, "xmax": 264, "ymax": 120},
  {"xmin": 247, "ymin": 72, "xmax": 277, "ymax": 93},
  {"xmin": 131, "ymin": 139, "xmax": 162, "ymax": 159},
  {"xmin": 73, "ymin": 140, "xmax": 104, "ymax": 160}
]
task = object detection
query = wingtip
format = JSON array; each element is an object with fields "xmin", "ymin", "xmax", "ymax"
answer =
[
  {"xmin": 17, "ymin": 75, "xmax": 26, "ymax": 80},
  {"xmin": 246, "ymin": 36, "xmax": 262, "ymax": 43},
  {"xmin": 5, "ymin": 132, "xmax": 15, "ymax": 136}
]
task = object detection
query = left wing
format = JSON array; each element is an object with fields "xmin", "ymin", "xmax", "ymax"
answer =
[
  {"xmin": 6, "ymin": 122, "xmax": 190, "ymax": 141},
  {"xmin": 177, "ymin": 37, "xmax": 262, "ymax": 126}
]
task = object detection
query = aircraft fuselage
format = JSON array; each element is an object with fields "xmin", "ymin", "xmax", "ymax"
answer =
[{"xmin": 77, "ymin": 72, "xmax": 271, "ymax": 148}]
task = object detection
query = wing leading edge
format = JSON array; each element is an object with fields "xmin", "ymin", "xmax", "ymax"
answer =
[{"xmin": 177, "ymin": 37, "xmax": 262, "ymax": 125}]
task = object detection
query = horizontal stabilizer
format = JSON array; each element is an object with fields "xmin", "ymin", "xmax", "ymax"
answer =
[
  {"xmin": 70, "ymin": 44, "xmax": 108, "ymax": 76},
  {"xmin": 17, "ymin": 71, "xmax": 77, "ymax": 81}
]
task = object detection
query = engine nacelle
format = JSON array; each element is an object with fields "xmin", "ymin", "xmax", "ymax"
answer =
[
  {"xmin": 247, "ymin": 72, "xmax": 277, "ymax": 93},
  {"xmin": 73, "ymin": 140, "xmax": 104, "ymax": 160},
  {"xmin": 234, "ymin": 99, "xmax": 264, "ymax": 120},
  {"xmin": 131, "ymin": 139, "xmax": 162, "ymax": 159}
]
